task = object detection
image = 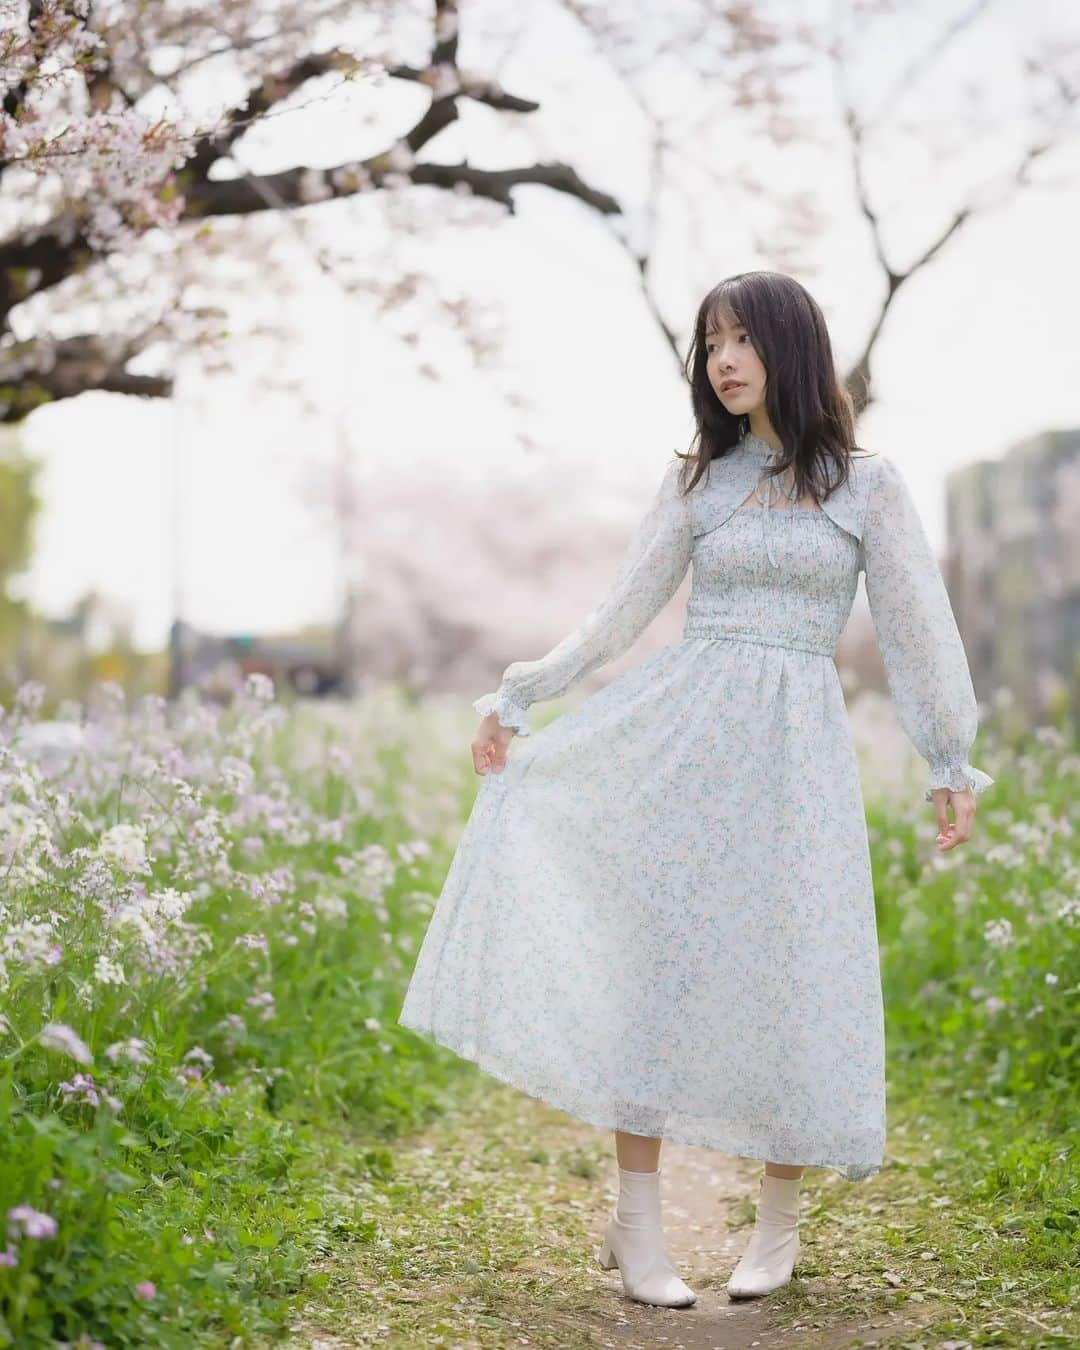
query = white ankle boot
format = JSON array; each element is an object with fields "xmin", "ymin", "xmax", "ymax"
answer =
[
  {"xmin": 597, "ymin": 1166, "xmax": 697, "ymax": 1308},
  {"xmin": 725, "ymin": 1171, "xmax": 801, "ymax": 1298}
]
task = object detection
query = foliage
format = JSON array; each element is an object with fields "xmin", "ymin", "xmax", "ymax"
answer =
[
  {"xmin": 0, "ymin": 673, "xmax": 1075, "ymax": 1345},
  {"xmin": 0, "ymin": 675, "xmax": 469, "ymax": 1346}
]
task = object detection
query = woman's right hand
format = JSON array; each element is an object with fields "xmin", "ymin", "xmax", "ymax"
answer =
[{"xmin": 471, "ymin": 713, "xmax": 516, "ymax": 776}]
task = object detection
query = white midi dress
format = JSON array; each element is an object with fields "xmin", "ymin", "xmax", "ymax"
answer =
[{"xmin": 397, "ymin": 430, "xmax": 995, "ymax": 1181}]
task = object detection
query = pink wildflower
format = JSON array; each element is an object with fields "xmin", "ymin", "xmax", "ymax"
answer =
[{"xmin": 7, "ymin": 1205, "xmax": 58, "ymax": 1239}]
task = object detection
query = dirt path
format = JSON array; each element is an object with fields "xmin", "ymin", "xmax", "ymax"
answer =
[{"xmin": 288, "ymin": 1077, "xmax": 950, "ymax": 1349}]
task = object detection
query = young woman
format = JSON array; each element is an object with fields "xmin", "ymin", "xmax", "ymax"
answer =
[{"xmin": 398, "ymin": 270, "xmax": 994, "ymax": 1309}]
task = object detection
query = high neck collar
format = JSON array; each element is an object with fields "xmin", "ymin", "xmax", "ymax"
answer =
[{"xmin": 739, "ymin": 430, "xmax": 782, "ymax": 460}]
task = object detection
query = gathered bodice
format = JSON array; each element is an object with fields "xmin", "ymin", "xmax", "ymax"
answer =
[
  {"xmin": 473, "ymin": 431, "xmax": 995, "ymax": 804},
  {"xmin": 685, "ymin": 501, "xmax": 861, "ymax": 656},
  {"xmin": 680, "ymin": 431, "xmax": 864, "ymax": 655}
]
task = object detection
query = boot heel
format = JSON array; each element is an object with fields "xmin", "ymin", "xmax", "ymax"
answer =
[{"xmin": 597, "ymin": 1236, "xmax": 618, "ymax": 1269}]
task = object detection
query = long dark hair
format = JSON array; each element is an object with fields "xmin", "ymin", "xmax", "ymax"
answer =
[{"xmin": 678, "ymin": 271, "xmax": 867, "ymax": 504}]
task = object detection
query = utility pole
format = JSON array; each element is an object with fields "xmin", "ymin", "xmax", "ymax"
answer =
[
  {"xmin": 167, "ymin": 356, "xmax": 186, "ymax": 701},
  {"xmin": 224, "ymin": 148, "xmax": 363, "ymax": 701}
]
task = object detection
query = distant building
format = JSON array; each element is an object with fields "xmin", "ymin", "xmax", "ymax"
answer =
[{"xmin": 944, "ymin": 428, "xmax": 1080, "ymax": 722}]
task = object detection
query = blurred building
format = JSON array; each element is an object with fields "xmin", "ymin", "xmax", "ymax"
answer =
[{"xmin": 944, "ymin": 427, "xmax": 1080, "ymax": 722}]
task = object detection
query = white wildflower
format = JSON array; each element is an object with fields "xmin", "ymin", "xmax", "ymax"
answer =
[
  {"xmin": 97, "ymin": 823, "xmax": 150, "ymax": 873},
  {"xmin": 14, "ymin": 681, "xmax": 46, "ymax": 714},
  {"xmin": 0, "ymin": 802, "xmax": 50, "ymax": 854},
  {"xmin": 2, "ymin": 915, "xmax": 58, "ymax": 966},
  {"xmin": 984, "ymin": 843, "xmax": 1025, "ymax": 869},
  {"xmin": 982, "ymin": 917, "xmax": 1014, "ymax": 949},
  {"xmin": 151, "ymin": 886, "xmax": 190, "ymax": 922},
  {"xmin": 219, "ymin": 756, "xmax": 255, "ymax": 793},
  {"xmin": 105, "ymin": 1037, "xmax": 150, "ymax": 1065},
  {"xmin": 39, "ymin": 1022, "xmax": 93, "ymax": 1065},
  {"xmin": 314, "ymin": 894, "xmax": 348, "ymax": 920},
  {"xmin": 245, "ymin": 990, "xmax": 276, "ymax": 1022},
  {"xmin": 92, "ymin": 954, "xmax": 126, "ymax": 987},
  {"xmin": 1033, "ymin": 725, "xmax": 1065, "ymax": 748}
]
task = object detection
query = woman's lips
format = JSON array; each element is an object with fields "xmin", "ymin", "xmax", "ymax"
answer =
[{"xmin": 720, "ymin": 382, "xmax": 745, "ymax": 394}]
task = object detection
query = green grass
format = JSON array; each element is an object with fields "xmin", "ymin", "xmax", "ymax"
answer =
[
  {"xmin": 0, "ymin": 683, "xmax": 475, "ymax": 1346},
  {"xmin": 1, "ymin": 680, "xmax": 1075, "ymax": 1347},
  {"xmin": 286, "ymin": 702, "xmax": 1078, "ymax": 1350}
]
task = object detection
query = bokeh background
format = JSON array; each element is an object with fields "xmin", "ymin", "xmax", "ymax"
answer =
[{"xmin": 2, "ymin": 0, "xmax": 1077, "ymax": 735}]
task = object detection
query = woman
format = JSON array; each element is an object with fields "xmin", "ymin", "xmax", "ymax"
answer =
[{"xmin": 397, "ymin": 270, "xmax": 994, "ymax": 1310}]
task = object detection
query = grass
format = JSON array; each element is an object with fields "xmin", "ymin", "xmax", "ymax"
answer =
[
  {"xmin": 283, "ymin": 1073, "xmax": 614, "ymax": 1350},
  {"xmin": 1, "ymin": 679, "xmax": 1075, "ymax": 1347},
  {"xmin": 288, "ymin": 699, "xmax": 1079, "ymax": 1349},
  {"xmin": 278, "ymin": 1067, "xmax": 1079, "ymax": 1350}
]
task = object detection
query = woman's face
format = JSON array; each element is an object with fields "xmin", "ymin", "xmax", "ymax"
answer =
[{"xmin": 704, "ymin": 310, "xmax": 767, "ymax": 416}]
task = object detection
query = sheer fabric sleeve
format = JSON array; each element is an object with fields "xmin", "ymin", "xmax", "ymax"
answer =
[
  {"xmin": 473, "ymin": 458, "xmax": 693, "ymax": 736},
  {"xmin": 861, "ymin": 453, "xmax": 995, "ymax": 804}
]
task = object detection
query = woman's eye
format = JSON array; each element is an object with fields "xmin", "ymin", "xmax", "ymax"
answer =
[{"xmin": 707, "ymin": 335, "xmax": 748, "ymax": 351}]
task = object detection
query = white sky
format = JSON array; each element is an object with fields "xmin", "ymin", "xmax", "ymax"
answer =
[{"xmin": 12, "ymin": 0, "xmax": 1080, "ymax": 651}]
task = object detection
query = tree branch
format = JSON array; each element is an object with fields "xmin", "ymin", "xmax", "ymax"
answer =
[
  {"xmin": 184, "ymin": 155, "xmax": 620, "ymax": 218},
  {"xmin": 0, "ymin": 332, "xmax": 172, "ymax": 422},
  {"xmin": 835, "ymin": 0, "xmax": 1078, "ymax": 413}
]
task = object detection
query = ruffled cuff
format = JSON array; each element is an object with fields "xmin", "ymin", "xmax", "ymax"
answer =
[
  {"xmin": 472, "ymin": 690, "xmax": 531, "ymax": 737},
  {"xmin": 923, "ymin": 760, "xmax": 995, "ymax": 803}
]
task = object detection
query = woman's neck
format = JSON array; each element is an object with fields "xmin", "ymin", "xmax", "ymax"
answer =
[{"xmin": 748, "ymin": 415, "xmax": 782, "ymax": 451}]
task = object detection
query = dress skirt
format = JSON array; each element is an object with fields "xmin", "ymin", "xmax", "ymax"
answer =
[
  {"xmin": 398, "ymin": 438, "xmax": 997, "ymax": 1184},
  {"xmin": 398, "ymin": 627, "xmax": 887, "ymax": 1182}
]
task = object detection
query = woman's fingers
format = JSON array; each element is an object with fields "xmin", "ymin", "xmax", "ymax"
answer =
[
  {"xmin": 471, "ymin": 722, "xmax": 513, "ymax": 775},
  {"xmin": 470, "ymin": 738, "xmax": 494, "ymax": 775},
  {"xmin": 933, "ymin": 787, "xmax": 976, "ymax": 850}
]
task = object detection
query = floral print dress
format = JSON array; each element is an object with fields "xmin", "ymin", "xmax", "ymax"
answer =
[{"xmin": 397, "ymin": 430, "xmax": 994, "ymax": 1181}]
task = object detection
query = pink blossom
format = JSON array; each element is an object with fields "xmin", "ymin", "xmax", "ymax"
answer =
[
  {"xmin": 59, "ymin": 1073, "xmax": 102, "ymax": 1107},
  {"xmin": 39, "ymin": 1022, "xmax": 93, "ymax": 1065},
  {"xmin": 7, "ymin": 1205, "xmax": 58, "ymax": 1239}
]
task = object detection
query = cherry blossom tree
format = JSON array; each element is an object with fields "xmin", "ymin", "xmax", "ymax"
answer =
[
  {"xmin": 0, "ymin": 0, "xmax": 624, "ymax": 422},
  {"xmin": 1, "ymin": 1, "xmax": 1076, "ymax": 428}
]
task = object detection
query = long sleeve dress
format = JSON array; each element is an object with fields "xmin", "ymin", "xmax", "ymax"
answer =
[{"xmin": 397, "ymin": 430, "xmax": 994, "ymax": 1181}]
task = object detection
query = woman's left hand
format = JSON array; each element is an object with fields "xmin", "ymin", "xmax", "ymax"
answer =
[{"xmin": 931, "ymin": 786, "xmax": 976, "ymax": 851}]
